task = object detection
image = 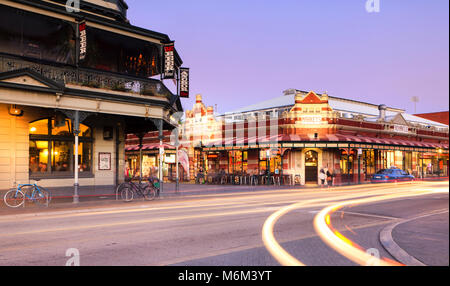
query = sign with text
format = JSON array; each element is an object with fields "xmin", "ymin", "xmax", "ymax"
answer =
[
  {"xmin": 163, "ymin": 42, "xmax": 175, "ymax": 79},
  {"xmin": 78, "ymin": 21, "xmax": 87, "ymax": 61},
  {"xmin": 179, "ymin": 67, "xmax": 190, "ymax": 97},
  {"xmin": 98, "ymin": 152, "xmax": 111, "ymax": 170},
  {"xmin": 393, "ymin": 124, "xmax": 409, "ymax": 133},
  {"xmin": 298, "ymin": 115, "xmax": 325, "ymax": 125}
]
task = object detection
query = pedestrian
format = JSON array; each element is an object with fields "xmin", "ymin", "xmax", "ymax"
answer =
[
  {"xmin": 326, "ymin": 169, "xmax": 333, "ymax": 187},
  {"xmin": 319, "ymin": 168, "xmax": 326, "ymax": 187}
]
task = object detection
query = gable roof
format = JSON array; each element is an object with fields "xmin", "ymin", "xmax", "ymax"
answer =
[{"xmin": 0, "ymin": 68, "xmax": 65, "ymax": 92}]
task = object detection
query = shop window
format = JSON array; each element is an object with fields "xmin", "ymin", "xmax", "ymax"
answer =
[
  {"xmin": 29, "ymin": 119, "xmax": 50, "ymax": 135},
  {"xmin": 340, "ymin": 149, "xmax": 354, "ymax": 175},
  {"xmin": 29, "ymin": 140, "xmax": 49, "ymax": 174},
  {"xmin": 29, "ymin": 118, "xmax": 93, "ymax": 177}
]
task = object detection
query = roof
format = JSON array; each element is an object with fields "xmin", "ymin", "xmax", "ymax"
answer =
[
  {"xmin": 414, "ymin": 111, "xmax": 449, "ymax": 125},
  {"xmin": 224, "ymin": 93, "xmax": 404, "ymax": 117},
  {"xmin": 222, "ymin": 92, "xmax": 448, "ymax": 128}
]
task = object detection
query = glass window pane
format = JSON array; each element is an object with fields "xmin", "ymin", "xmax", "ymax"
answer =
[
  {"xmin": 0, "ymin": 5, "xmax": 76, "ymax": 65},
  {"xmin": 29, "ymin": 140, "xmax": 49, "ymax": 174},
  {"xmin": 80, "ymin": 124, "xmax": 92, "ymax": 137},
  {"xmin": 77, "ymin": 142, "xmax": 92, "ymax": 173},
  {"xmin": 29, "ymin": 119, "xmax": 49, "ymax": 135},
  {"xmin": 52, "ymin": 118, "xmax": 72, "ymax": 136},
  {"xmin": 52, "ymin": 141, "xmax": 71, "ymax": 172}
]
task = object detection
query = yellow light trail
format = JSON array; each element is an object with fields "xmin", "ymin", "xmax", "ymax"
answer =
[{"xmin": 262, "ymin": 181, "xmax": 449, "ymax": 266}]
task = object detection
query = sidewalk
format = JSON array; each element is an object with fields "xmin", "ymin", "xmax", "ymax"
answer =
[{"xmin": 0, "ymin": 183, "xmax": 307, "ymax": 216}]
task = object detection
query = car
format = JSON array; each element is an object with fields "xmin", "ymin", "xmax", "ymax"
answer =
[{"xmin": 371, "ymin": 167, "xmax": 415, "ymax": 183}]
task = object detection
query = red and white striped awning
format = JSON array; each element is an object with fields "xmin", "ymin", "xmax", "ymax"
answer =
[
  {"xmin": 125, "ymin": 143, "xmax": 175, "ymax": 151},
  {"xmin": 202, "ymin": 133, "xmax": 448, "ymax": 149}
]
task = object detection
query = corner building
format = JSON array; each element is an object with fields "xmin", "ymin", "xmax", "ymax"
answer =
[{"xmin": 0, "ymin": 0, "xmax": 183, "ymax": 193}]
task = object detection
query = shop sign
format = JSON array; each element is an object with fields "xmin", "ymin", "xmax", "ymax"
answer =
[
  {"xmin": 179, "ymin": 67, "xmax": 190, "ymax": 98},
  {"xmin": 163, "ymin": 42, "xmax": 175, "ymax": 79},
  {"xmin": 298, "ymin": 115, "xmax": 324, "ymax": 125},
  {"xmin": 98, "ymin": 152, "xmax": 111, "ymax": 170},
  {"xmin": 165, "ymin": 154, "xmax": 175, "ymax": 163},
  {"xmin": 79, "ymin": 21, "xmax": 87, "ymax": 61},
  {"xmin": 393, "ymin": 124, "xmax": 409, "ymax": 133}
]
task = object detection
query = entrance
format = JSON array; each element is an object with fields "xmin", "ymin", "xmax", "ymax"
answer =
[{"xmin": 305, "ymin": 150, "xmax": 318, "ymax": 182}]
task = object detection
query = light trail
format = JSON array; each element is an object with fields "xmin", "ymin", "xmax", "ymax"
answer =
[
  {"xmin": 262, "ymin": 181, "xmax": 449, "ymax": 266},
  {"xmin": 314, "ymin": 183, "xmax": 449, "ymax": 266}
]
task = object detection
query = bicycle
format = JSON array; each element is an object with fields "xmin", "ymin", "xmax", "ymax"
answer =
[
  {"xmin": 118, "ymin": 177, "xmax": 157, "ymax": 202},
  {"xmin": 4, "ymin": 179, "xmax": 52, "ymax": 208}
]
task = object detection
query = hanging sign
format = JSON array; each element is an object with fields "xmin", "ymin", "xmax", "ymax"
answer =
[
  {"xmin": 163, "ymin": 42, "xmax": 175, "ymax": 79},
  {"xmin": 78, "ymin": 21, "xmax": 87, "ymax": 61},
  {"xmin": 179, "ymin": 67, "xmax": 190, "ymax": 98}
]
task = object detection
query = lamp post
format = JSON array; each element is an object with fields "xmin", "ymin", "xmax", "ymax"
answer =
[
  {"xmin": 73, "ymin": 110, "xmax": 80, "ymax": 204},
  {"xmin": 266, "ymin": 149, "xmax": 271, "ymax": 185},
  {"xmin": 438, "ymin": 148, "xmax": 442, "ymax": 178}
]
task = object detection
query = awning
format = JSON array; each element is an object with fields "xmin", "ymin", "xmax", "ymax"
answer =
[
  {"xmin": 125, "ymin": 143, "xmax": 175, "ymax": 151},
  {"xmin": 202, "ymin": 133, "xmax": 448, "ymax": 150}
]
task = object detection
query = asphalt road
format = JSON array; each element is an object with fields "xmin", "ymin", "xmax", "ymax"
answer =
[{"xmin": 0, "ymin": 181, "xmax": 447, "ymax": 266}]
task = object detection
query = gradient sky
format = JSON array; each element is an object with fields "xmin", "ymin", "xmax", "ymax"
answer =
[{"xmin": 127, "ymin": 0, "xmax": 449, "ymax": 115}]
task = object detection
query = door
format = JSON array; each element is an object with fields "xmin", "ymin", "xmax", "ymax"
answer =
[{"xmin": 305, "ymin": 150, "xmax": 318, "ymax": 182}]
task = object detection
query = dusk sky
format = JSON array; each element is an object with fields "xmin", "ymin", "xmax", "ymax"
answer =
[{"xmin": 127, "ymin": 0, "xmax": 449, "ymax": 115}]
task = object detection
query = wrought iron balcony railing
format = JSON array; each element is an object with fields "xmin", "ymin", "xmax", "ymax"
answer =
[{"xmin": 0, "ymin": 54, "xmax": 174, "ymax": 98}]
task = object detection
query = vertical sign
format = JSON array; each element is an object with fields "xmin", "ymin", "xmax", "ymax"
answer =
[
  {"xmin": 78, "ymin": 21, "xmax": 87, "ymax": 61},
  {"xmin": 163, "ymin": 42, "xmax": 175, "ymax": 79},
  {"xmin": 179, "ymin": 67, "xmax": 190, "ymax": 98}
]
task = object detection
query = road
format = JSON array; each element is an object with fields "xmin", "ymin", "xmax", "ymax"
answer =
[{"xmin": 0, "ymin": 181, "xmax": 448, "ymax": 266}]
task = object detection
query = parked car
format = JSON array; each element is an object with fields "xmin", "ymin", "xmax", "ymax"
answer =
[{"xmin": 371, "ymin": 167, "xmax": 415, "ymax": 183}]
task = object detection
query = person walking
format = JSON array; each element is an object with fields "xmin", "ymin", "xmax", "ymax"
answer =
[
  {"xmin": 319, "ymin": 168, "xmax": 327, "ymax": 188},
  {"xmin": 326, "ymin": 168, "xmax": 333, "ymax": 188}
]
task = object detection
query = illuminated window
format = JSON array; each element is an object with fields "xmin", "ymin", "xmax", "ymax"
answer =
[{"xmin": 29, "ymin": 117, "xmax": 93, "ymax": 176}]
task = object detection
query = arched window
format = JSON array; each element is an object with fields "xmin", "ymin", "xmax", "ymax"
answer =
[{"xmin": 29, "ymin": 117, "xmax": 93, "ymax": 177}]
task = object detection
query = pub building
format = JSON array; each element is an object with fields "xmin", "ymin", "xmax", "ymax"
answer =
[
  {"xmin": 128, "ymin": 91, "xmax": 448, "ymax": 185},
  {"xmin": 0, "ymin": 0, "xmax": 185, "ymax": 199}
]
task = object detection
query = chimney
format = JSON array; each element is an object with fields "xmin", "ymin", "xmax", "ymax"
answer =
[{"xmin": 378, "ymin": 104, "xmax": 387, "ymax": 121}]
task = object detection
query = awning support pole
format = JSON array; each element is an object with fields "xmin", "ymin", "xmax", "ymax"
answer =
[
  {"xmin": 157, "ymin": 119, "xmax": 164, "ymax": 196},
  {"xmin": 73, "ymin": 110, "xmax": 80, "ymax": 204},
  {"xmin": 138, "ymin": 135, "xmax": 143, "ymax": 184}
]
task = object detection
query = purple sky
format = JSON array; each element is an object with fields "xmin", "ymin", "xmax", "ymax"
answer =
[{"xmin": 127, "ymin": 0, "xmax": 449, "ymax": 115}]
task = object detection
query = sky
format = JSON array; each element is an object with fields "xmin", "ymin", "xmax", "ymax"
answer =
[{"xmin": 126, "ymin": 0, "xmax": 449, "ymax": 115}]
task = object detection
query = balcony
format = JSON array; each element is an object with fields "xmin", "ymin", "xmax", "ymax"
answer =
[{"xmin": 0, "ymin": 54, "xmax": 174, "ymax": 99}]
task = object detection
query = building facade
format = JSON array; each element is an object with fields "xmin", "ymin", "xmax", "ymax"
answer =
[
  {"xmin": 127, "ymin": 90, "xmax": 449, "ymax": 185},
  {"xmin": 0, "ymin": 0, "xmax": 183, "ymax": 193}
]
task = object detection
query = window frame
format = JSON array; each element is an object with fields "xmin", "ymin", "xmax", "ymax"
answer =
[{"xmin": 29, "ymin": 118, "xmax": 94, "ymax": 179}]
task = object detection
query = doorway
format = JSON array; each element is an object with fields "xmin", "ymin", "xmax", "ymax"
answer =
[{"xmin": 305, "ymin": 150, "xmax": 318, "ymax": 182}]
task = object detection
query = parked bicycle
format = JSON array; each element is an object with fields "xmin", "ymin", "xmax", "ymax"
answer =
[
  {"xmin": 118, "ymin": 177, "xmax": 158, "ymax": 202},
  {"xmin": 3, "ymin": 179, "xmax": 52, "ymax": 208}
]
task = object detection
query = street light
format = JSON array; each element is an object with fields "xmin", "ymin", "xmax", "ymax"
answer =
[
  {"xmin": 437, "ymin": 148, "xmax": 442, "ymax": 178},
  {"xmin": 266, "ymin": 149, "xmax": 271, "ymax": 185}
]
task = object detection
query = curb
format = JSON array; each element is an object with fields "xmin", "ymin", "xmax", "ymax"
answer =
[{"xmin": 379, "ymin": 210, "xmax": 449, "ymax": 266}]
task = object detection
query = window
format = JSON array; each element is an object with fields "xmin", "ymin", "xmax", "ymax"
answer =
[
  {"xmin": 29, "ymin": 117, "xmax": 93, "ymax": 177},
  {"xmin": 81, "ymin": 26, "xmax": 160, "ymax": 78},
  {"xmin": 0, "ymin": 5, "xmax": 76, "ymax": 65}
]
